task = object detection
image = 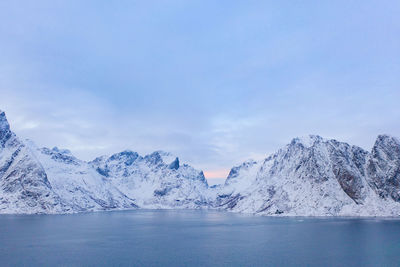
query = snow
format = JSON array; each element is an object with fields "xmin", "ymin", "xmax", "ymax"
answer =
[
  {"xmin": 1, "ymin": 110, "xmax": 400, "ymax": 217},
  {"xmin": 214, "ymin": 134, "xmax": 400, "ymax": 216},
  {"xmin": 154, "ymin": 150, "xmax": 177, "ymax": 165},
  {"xmin": 0, "ymin": 111, "xmax": 209, "ymax": 214}
]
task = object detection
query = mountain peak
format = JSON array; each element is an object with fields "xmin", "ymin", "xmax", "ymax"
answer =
[
  {"xmin": 290, "ymin": 134, "xmax": 324, "ymax": 148},
  {"xmin": 371, "ymin": 134, "xmax": 400, "ymax": 162},
  {"xmin": 0, "ymin": 110, "xmax": 12, "ymax": 146},
  {"xmin": 152, "ymin": 150, "xmax": 177, "ymax": 165},
  {"xmin": 375, "ymin": 134, "xmax": 400, "ymax": 146},
  {"xmin": 52, "ymin": 146, "xmax": 72, "ymax": 155},
  {"xmin": 0, "ymin": 110, "xmax": 10, "ymax": 131},
  {"xmin": 168, "ymin": 157, "xmax": 180, "ymax": 170},
  {"xmin": 109, "ymin": 150, "xmax": 139, "ymax": 166}
]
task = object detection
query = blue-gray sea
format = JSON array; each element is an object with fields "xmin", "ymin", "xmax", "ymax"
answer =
[{"xmin": 1, "ymin": 210, "xmax": 400, "ymax": 266}]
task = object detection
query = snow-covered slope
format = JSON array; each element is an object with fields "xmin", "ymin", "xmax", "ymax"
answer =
[
  {"xmin": 215, "ymin": 135, "xmax": 400, "ymax": 216},
  {"xmin": 0, "ymin": 110, "xmax": 209, "ymax": 214},
  {"xmin": 29, "ymin": 145, "xmax": 138, "ymax": 212},
  {"xmin": 89, "ymin": 151, "xmax": 210, "ymax": 209},
  {"xmin": 1, "ymin": 109, "xmax": 400, "ymax": 216},
  {"xmin": 0, "ymin": 111, "xmax": 67, "ymax": 214}
]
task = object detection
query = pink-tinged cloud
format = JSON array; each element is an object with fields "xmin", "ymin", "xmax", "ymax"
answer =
[{"xmin": 203, "ymin": 169, "xmax": 230, "ymax": 179}]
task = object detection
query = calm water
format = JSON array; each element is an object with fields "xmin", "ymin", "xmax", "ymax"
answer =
[{"xmin": 1, "ymin": 210, "xmax": 400, "ymax": 267}]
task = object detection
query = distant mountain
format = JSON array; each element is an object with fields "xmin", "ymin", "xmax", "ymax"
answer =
[
  {"xmin": 0, "ymin": 111, "xmax": 66, "ymax": 214},
  {"xmin": 0, "ymin": 110, "xmax": 209, "ymax": 214},
  {"xmin": 215, "ymin": 135, "xmax": 400, "ymax": 216},
  {"xmin": 1, "ymin": 109, "xmax": 400, "ymax": 216},
  {"xmin": 89, "ymin": 150, "xmax": 209, "ymax": 209}
]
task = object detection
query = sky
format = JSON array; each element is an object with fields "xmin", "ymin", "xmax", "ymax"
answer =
[{"xmin": 0, "ymin": 1, "xmax": 399, "ymax": 184}]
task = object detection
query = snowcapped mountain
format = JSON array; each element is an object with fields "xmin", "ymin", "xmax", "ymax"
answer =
[
  {"xmin": 0, "ymin": 110, "xmax": 209, "ymax": 214},
  {"xmin": 29, "ymin": 145, "xmax": 138, "ymax": 213},
  {"xmin": 1, "ymin": 109, "xmax": 400, "ymax": 216},
  {"xmin": 89, "ymin": 150, "xmax": 210, "ymax": 209},
  {"xmin": 0, "ymin": 111, "xmax": 66, "ymax": 214},
  {"xmin": 215, "ymin": 135, "xmax": 400, "ymax": 216}
]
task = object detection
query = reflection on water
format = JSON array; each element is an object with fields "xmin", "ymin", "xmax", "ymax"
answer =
[{"xmin": 1, "ymin": 210, "xmax": 400, "ymax": 266}]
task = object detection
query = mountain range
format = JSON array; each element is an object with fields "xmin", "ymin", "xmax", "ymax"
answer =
[{"xmin": 1, "ymin": 110, "xmax": 400, "ymax": 216}]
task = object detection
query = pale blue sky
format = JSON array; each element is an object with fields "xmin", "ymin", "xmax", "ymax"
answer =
[{"xmin": 0, "ymin": 1, "xmax": 399, "ymax": 182}]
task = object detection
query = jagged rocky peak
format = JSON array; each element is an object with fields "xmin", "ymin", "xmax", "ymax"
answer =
[
  {"xmin": 0, "ymin": 110, "xmax": 12, "ymax": 146},
  {"xmin": 290, "ymin": 134, "xmax": 324, "ymax": 148},
  {"xmin": 2, "ymin": 107, "xmax": 400, "ymax": 216},
  {"xmin": 266, "ymin": 135, "xmax": 333, "ymax": 182},
  {"xmin": 89, "ymin": 150, "xmax": 140, "ymax": 178},
  {"xmin": 143, "ymin": 150, "xmax": 177, "ymax": 166},
  {"xmin": 217, "ymin": 134, "xmax": 377, "ymax": 215},
  {"xmin": 168, "ymin": 157, "xmax": 180, "ymax": 170},
  {"xmin": 225, "ymin": 159, "xmax": 258, "ymax": 184},
  {"xmin": 0, "ymin": 110, "xmax": 10, "ymax": 131},
  {"xmin": 51, "ymin": 146, "xmax": 72, "ymax": 155},
  {"xmin": 367, "ymin": 134, "xmax": 400, "ymax": 201},
  {"xmin": 0, "ymin": 111, "xmax": 68, "ymax": 214},
  {"xmin": 289, "ymin": 135, "xmax": 370, "ymax": 203},
  {"xmin": 154, "ymin": 150, "xmax": 176, "ymax": 164},
  {"xmin": 372, "ymin": 135, "xmax": 400, "ymax": 160},
  {"xmin": 39, "ymin": 146, "xmax": 80, "ymax": 166},
  {"xmin": 92, "ymin": 149, "xmax": 139, "ymax": 165},
  {"xmin": 199, "ymin": 170, "xmax": 206, "ymax": 180},
  {"xmin": 109, "ymin": 150, "xmax": 140, "ymax": 165},
  {"xmin": 144, "ymin": 151, "xmax": 163, "ymax": 165},
  {"xmin": 191, "ymin": 170, "xmax": 207, "ymax": 184}
]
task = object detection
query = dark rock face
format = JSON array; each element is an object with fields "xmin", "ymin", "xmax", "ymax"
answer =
[
  {"xmin": 2, "ymin": 108, "xmax": 400, "ymax": 216},
  {"xmin": 196, "ymin": 170, "xmax": 207, "ymax": 183},
  {"xmin": 168, "ymin": 157, "xmax": 180, "ymax": 170},
  {"xmin": 0, "ymin": 110, "xmax": 209, "ymax": 214},
  {"xmin": 154, "ymin": 187, "xmax": 171, "ymax": 197},
  {"xmin": 0, "ymin": 111, "xmax": 12, "ymax": 147},
  {"xmin": 144, "ymin": 152, "xmax": 163, "ymax": 165},
  {"xmin": 328, "ymin": 142, "xmax": 368, "ymax": 204},
  {"xmin": 278, "ymin": 136, "xmax": 371, "ymax": 205},
  {"xmin": 367, "ymin": 135, "xmax": 400, "ymax": 201},
  {"xmin": 92, "ymin": 150, "xmax": 140, "ymax": 177},
  {"xmin": 109, "ymin": 151, "xmax": 139, "ymax": 166},
  {"xmin": 215, "ymin": 134, "xmax": 400, "ymax": 216}
]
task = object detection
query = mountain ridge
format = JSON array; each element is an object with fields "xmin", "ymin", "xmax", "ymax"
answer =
[
  {"xmin": 0, "ymin": 110, "xmax": 209, "ymax": 214},
  {"xmin": 217, "ymin": 134, "xmax": 400, "ymax": 216},
  {"xmin": 1, "ymin": 110, "xmax": 400, "ymax": 216}
]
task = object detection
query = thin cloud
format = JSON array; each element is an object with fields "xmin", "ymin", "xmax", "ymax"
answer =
[{"xmin": 0, "ymin": 1, "xmax": 399, "ymax": 180}]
